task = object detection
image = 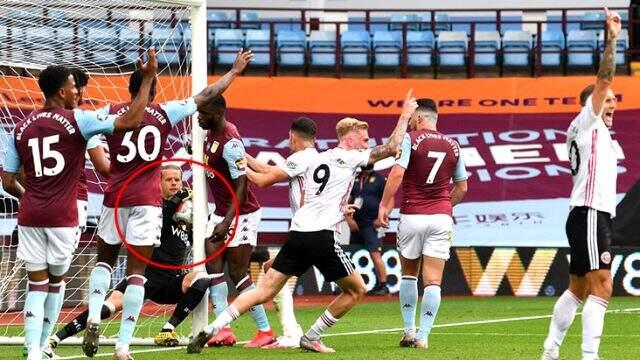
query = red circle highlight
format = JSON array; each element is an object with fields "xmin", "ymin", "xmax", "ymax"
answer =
[{"xmin": 113, "ymin": 157, "xmax": 240, "ymax": 270}]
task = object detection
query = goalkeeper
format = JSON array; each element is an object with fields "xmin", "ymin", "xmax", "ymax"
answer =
[{"xmin": 47, "ymin": 165, "xmax": 207, "ymax": 351}]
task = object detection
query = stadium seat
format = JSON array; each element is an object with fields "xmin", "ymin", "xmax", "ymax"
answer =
[
  {"xmin": 152, "ymin": 27, "xmax": 182, "ymax": 65},
  {"xmin": 119, "ymin": 26, "xmax": 148, "ymax": 64},
  {"xmin": 86, "ymin": 26, "xmax": 119, "ymax": 65},
  {"xmin": 277, "ymin": 30, "xmax": 306, "ymax": 66},
  {"xmin": 373, "ymin": 31, "xmax": 402, "ymax": 66},
  {"xmin": 214, "ymin": 29, "xmax": 244, "ymax": 65},
  {"xmin": 540, "ymin": 31, "xmax": 565, "ymax": 67},
  {"xmin": 239, "ymin": 12, "xmax": 260, "ymax": 29},
  {"xmin": 245, "ymin": 29, "xmax": 271, "ymax": 65},
  {"xmin": 55, "ymin": 27, "xmax": 77, "ymax": 64},
  {"xmin": 567, "ymin": 30, "xmax": 597, "ymax": 66},
  {"xmin": 599, "ymin": 31, "xmax": 628, "ymax": 65},
  {"xmin": 341, "ymin": 30, "xmax": 371, "ymax": 66},
  {"xmin": 473, "ymin": 31, "xmax": 501, "ymax": 66},
  {"xmin": 502, "ymin": 31, "xmax": 532, "ymax": 66},
  {"xmin": 407, "ymin": 31, "xmax": 435, "ymax": 67},
  {"xmin": 421, "ymin": 13, "xmax": 451, "ymax": 32},
  {"xmin": 437, "ymin": 31, "xmax": 467, "ymax": 67},
  {"xmin": 581, "ymin": 11, "xmax": 605, "ymax": 31},
  {"xmin": 389, "ymin": 14, "xmax": 420, "ymax": 31},
  {"xmin": 207, "ymin": 11, "xmax": 229, "ymax": 41},
  {"xmin": 309, "ymin": 31, "xmax": 337, "ymax": 66}
]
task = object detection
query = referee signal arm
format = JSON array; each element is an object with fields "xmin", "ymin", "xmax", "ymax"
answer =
[
  {"xmin": 367, "ymin": 89, "xmax": 417, "ymax": 165},
  {"xmin": 591, "ymin": 7, "xmax": 621, "ymax": 118},
  {"xmin": 193, "ymin": 49, "xmax": 254, "ymax": 108},
  {"xmin": 114, "ymin": 47, "xmax": 157, "ymax": 132}
]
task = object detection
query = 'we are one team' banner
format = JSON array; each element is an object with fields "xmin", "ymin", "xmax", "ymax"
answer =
[{"xmin": 2, "ymin": 76, "xmax": 639, "ymax": 247}]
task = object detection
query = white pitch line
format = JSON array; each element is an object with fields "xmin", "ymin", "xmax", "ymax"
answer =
[{"xmin": 57, "ymin": 307, "xmax": 640, "ymax": 359}]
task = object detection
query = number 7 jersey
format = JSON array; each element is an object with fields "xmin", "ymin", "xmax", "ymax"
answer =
[{"xmin": 290, "ymin": 147, "xmax": 371, "ymax": 232}]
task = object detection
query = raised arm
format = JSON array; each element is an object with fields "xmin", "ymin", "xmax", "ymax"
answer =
[
  {"xmin": 367, "ymin": 89, "xmax": 417, "ymax": 165},
  {"xmin": 113, "ymin": 48, "xmax": 157, "ymax": 132},
  {"xmin": 193, "ymin": 49, "xmax": 254, "ymax": 108},
  {"xmin": 377, "ymin": 164, "xmax": 405, "ymax": 227},
  {"xmin": 592, "ymin": 8, "xmax": 621, "ymax": 115}
]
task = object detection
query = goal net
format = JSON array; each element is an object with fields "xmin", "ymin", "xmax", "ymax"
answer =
[{"xmin": 0, "ymin": 0, "xmax": 208, "ymax": 345}]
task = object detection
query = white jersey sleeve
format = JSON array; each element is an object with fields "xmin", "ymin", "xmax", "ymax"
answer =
[
  {"xmin": 344, "ymin": 149, "xmax": 371, "ymax": 170},
  {"xmin": 280, "ymin": 148, "xmax": 318, "ymax": 214},
  {"xmin": 574, "ymin": 95, "xmax": 602, "ymax": 130}
]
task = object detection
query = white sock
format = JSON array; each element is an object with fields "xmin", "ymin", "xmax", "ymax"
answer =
[
  {"xmin": 204, "ymin": 305, "xmax": 239, "ymax": 334},
  {"xmin": 582, "ymin": 295, "xmax": 608, "ymax": 360},
  {"xmin": 275, "ymin": 284, "xmax": 302, "ymax": 338},
  {"xmin": 162, "ymin": 323, "xmax": 175, "ymax": 331},
  {"xmin": 543, "ymin": 290, "xmax": 582, "ymax": 352},
  {"xmin": 305, "ymin": 310, "xmax": 338, "ymax": 340}
]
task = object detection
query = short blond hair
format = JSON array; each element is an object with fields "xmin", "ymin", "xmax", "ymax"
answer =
[{"xmin": 336, "ymin": 117, "xmax": 369, "ymax": 139}]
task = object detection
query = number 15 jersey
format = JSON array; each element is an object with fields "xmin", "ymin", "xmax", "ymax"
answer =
[
  {"xmin": 567, "ymin": 95, "xmax": 617, "ymax": 217},
  {"xmin": 290, "ymin": 147, "xmax": 371, "ymax": 232}
]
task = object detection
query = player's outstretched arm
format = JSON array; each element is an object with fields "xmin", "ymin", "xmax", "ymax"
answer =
[
  {"xmin": 592, "ymin": 7, "xmax": 621, "ymax": 115},
  {"xmin": 245, "ymin": 153, "xmax": 271, "ymax": 174},
  {"xmin": 377, "ymin": 165, "xmax": 404, "ymax": 227},
  {"xmin": 1, "ymin": 172, "xmax": 24, "ymax": 199},
  {"xmin": 193, "ymin": 49, "xmax": 254, "ymax": 107},
  {"xmin": 367, "ymin": 89, "xmax": 417, "ymax": 165},
  {"xmin": 114, "ymin": 48, "xmax": 158, "ymax": 132},
  {"xmin": 246, "ymin": 167, "xmax": 288, "ymax": 188}
]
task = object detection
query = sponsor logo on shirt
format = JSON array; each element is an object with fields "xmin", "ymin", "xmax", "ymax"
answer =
[{"xmin": 286, "ymin": 161, "xmax": 297, "ymax": 169}]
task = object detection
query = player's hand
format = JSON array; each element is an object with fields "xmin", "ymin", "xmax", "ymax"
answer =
[
  {"xmin": 373, "ymin": 218, "xmax": 384, "ymax": 229},
  {"xmin": 209, "ymin": 221, "xmax": 231, "ymax": 243},
  {"xmin": 345, "ymin": 204, "xmax": 359, "ymax": 216},
  {"xmin": 377, "ymin": 206, "xmax": 390, "ymax": 228},
  {"xmin": 138, "ymin": 47, "xmax": 158, "ymax": 79},
  {"xmin": 231, "ymin": 49, "xmax": 254, "ymax": 74},
  {"xmin": 175, "ymin": 188, "xmax": 192, "ymax": 200},
  {"xmin": 401, "ymin": 89, "xmax": 418, "ymax": 118},
  {"xmin": 605, "ymin": 7, "xmax": 622, "ymax": 39}
]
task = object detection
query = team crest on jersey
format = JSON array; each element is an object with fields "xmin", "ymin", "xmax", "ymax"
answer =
[
  {"xmin": 235, "ymin": 158, "xmax": 247, "ymax": 171},
  {"xmin": 601, "ymin": 251, "xmax": 612, "ymax": 265},
  {"xmin": 209, "ymin": 141, "xmax": 219, "ymax": 153},
  {"xmin": 368, "ymin": 176, "xmax": 376, "ymax": 183}
]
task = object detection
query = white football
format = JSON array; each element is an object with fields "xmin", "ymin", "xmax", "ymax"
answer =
[{"xmin": 173, "ymin": 199, "xmax": 193, "ymax": 225}]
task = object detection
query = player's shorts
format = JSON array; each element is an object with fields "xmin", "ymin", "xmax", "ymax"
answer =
[
  {"xmin": 113, "ymin": 269, "xmax": 186, "ymax": 305},
  {"xmin": 566, "ymin": 206, "xmax": 613, "ymax": 276},
  {"xmin": 17, "ymin": 226, "xmax": 80, "ymax": 268},
  {"xmin": 351, "ymin": 225, "xmax": 384, "ymax": 252},
  {"xmin": 77, "ymin": 199, "xmax": 88, "ymax": 233},
  {"xmin": 97, "ymin": 206, "xmax": 162, "ymax": 247},
  {"xmin": 396, "ymin": 214, "xmax": 453, "ymax": 260},
  {"xmin": 272, "ymin": 230, "xmax": 354, "ymax": 282},
  {"xmin": 205, "ymin": 208, "xmax": 261, "ymax": 248}
]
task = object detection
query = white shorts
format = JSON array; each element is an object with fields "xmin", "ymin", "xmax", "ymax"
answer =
[
  {"xmin": 205, "ymin": 209, "xmax": 261, "ymax": 248},
  {"xmin": 97, "ymin": 206, "xmax": 162, "ymax": 247},
  {"xmin": 17, "ymin": 226, "xmax": 80, "ymax": 268},
  {"xmin": 77, "ymin": 199, "xmax": 88, "ymax": 233},
  {"xmin": 397, "ymin": 214, "xmax": 453, "ymax": 260}
]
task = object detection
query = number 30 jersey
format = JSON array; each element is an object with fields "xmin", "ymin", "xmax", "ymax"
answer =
[
  {"xmin": 102, "ymin": 98, "xmax": 197, "ymax": 208},
  {"xmin": 290, "ymin": 147, "xmax": 371, "ymax": 232},
  {"xmin": 567, "ymin": 95, "xmax": 617, "ymax": 217},
  {"xmin": 395, "ymin": 130, "xmax": 467, "ymax": 217}
]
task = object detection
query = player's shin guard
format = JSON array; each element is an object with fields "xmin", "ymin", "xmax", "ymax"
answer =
[
  {"xmin": 24, "ymin": 280, "xmax": 49, "ymax": 357},
  {"xmin": 87, "ymin": 263, "xmax": 112, "ymax": 323},
  {"xmin": 209, "ymin": 273, "xmax": 228, "ymax": 317},
  {"xmin": 166, "ymin": 277, "xmax": 209, "ymax": 328},
  {"xmin": 274, "ymin": 283, "xmax": 302, "ymax": 338},
  {"xmin": 236, "ymin": 276, "xmax": 270, "ymax": 331},
  {"xmin": 117, "ymin": 275, "xmax": 146, "ymax": 353},
  {"xmin": 40, "ymin": 281, "xmax": 65, "ymax": 347},
  {"xmin": 56, "ymin": 302, "xmax": 115, "ymax": 342},
  {"xmin": 305, "ymin": 310, "xmax": 338, "ymax": 340},
  {"xmin": 399, "ymin": 276, "xmax": 418, "ymax": 336},
  {"xmin": 543, "ymin": 290, "xmax": 582, "ymax": 352},
  {"xmin": 582, "ymin": 295, "xmax": 608, "ymax": 360},
  {"xmin": 417, "ymin": 285, "xmax": 441, "ymax": 342}
]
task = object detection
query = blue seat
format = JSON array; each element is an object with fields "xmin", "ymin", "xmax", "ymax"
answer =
[
  {"xmin": 309, "ymin": 31, "xmax": 336, "ymax": 66},
  {"xmin": 599, "ymin": 31, "xmax": 628, "ymax": 65},
  {"xmin": 421, "ymin": 13, "xmax": 451, "ymax": 32},
  {"xmin": 341, "ymin": 30, "xmax": 370, "ymax": 66},
  {"xmin": 373, "ymin": 31, "xmax": 402, "ymax": 66},
  {"xmin": 245, "ymin": 29, "xmax": 271, "ymax": 65},
  {"xmin": 25, "ymin": 27, "xmax": 58, "ymax": 64},
  {"xmin": 407, "ymin": 31, "xmax": 434, "ymax": 66},
  {"xmin": 389, "ymin": 14, "xmax": 420, "ymax": 31},
  {"xmin": 437, "ymin": 31, "xmax": 467, "ymax": 66},
  {"xmin": 277, "ymin": 30, "xmax": 306, "ymax": 66},
  {"xmin": 86, "ymin": 26, "xmax": 119, "ymax": 65},
  {"xmin": 503, "ymin": 31, "xmax": 532, "ymax": 66},
  {"xmin": 540, "ymin": 31, "xmax": 565, "ymax": 66},
  {"xmin": 207, "ymin": 11, "xmax": 230, "ymax": 42},
  {"xmin": 214, "ymin": 29, "xmax": 244, "ymax": 65},
  {"xmin": 152, "ymin": 27, "xmax": 182, "ymax": 65},
  {"xmin": 567, "ymin": 30, "xmax": 597, "ymax": 66},
  {"xmin": 118, "ymin": 26, "xmax": 148, "ymax": 64},
  {"xmin": 581, "ymin": 11, "xmax": 605, "ymax": 31},
  {"xmin": 473, "ymin": 31, "xmax": 500, "ymax": 66},
  {"xmin": 239, "ymin": 12, "xmax": 260, "ymax": 29}
]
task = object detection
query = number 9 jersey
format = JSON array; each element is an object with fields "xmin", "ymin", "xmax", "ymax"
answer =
[{"xmin": 290, "ymin": 147, "xmax": 371, "ymax": 232}]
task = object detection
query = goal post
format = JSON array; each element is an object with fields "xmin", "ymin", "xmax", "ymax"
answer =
[{"xmin": 0, "ymin": 0, "xmax": 209, "ymax": 345}]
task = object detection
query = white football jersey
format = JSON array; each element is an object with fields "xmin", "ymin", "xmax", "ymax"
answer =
[
  {"xmin": 567, "ymin": 95, "xmax": 618, "ymax": 217},
  {"xmin": 290, "ymin": 147, "xmax": 371, "ymax": 232},
  {"xmin": 277, "ymin": 147, "xmax": 318, "ymax": 214}
]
